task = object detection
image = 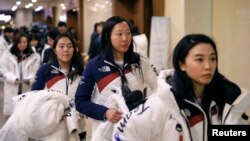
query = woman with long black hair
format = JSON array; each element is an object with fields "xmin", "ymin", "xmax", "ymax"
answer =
[
  {"xmin": 75, "ymin": 16, "xmax": 158, "ymax": 140},
  {"xmin": 0, "ymin": 32, "xmax": 40, "ymax": 117},
  {"xmin": 113, "ymin": 34, "xmax": 250, "ymax": 141}
]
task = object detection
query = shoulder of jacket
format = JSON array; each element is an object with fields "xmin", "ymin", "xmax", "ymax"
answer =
[
  {"xmin": 3, "ymin": 50, "xmax": 15, "ymax": 59},
  {"xmin": 232, "ymin": 87, "xmax": 250, "ymax": 105},
  {"xmin": 139, "ymin": 53, "xmax": 150, "ymax": 62},
  {"xmin": 38, "ymin": 63, "xmax": 52, "ymax": 73}
]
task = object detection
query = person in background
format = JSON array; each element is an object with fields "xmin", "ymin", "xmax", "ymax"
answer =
[
  {"xmin": 41, "ymin": 27, "xmax": 60, "ymax": 64},
  {"xmin": 57, "ymin": 21, "xmax": 68, "ymax": 34},
  {"xmin": 75, "ymin": 16, "xmax": 158, "ymax": 140},
  {"xmin": 113, "ymin": 34, "xmax": 250, "ymax": 141},
  {"xmin": 128, "ymin": 19, "xmax": 140, "ymax": 36},
  {"xmin": 0, "ymin": 27, "xmax": 14, "ymax": 58},
  {"xmin": 67, "ymin": 27, "xmax": 78, "ymax": 40},
  {"xmin": 18, "ymin": 26, "xmax": 30, "ymax": 35},
  {"xmin": 0, "ymin": 27, "xmax": 15, "ymax": 78},
  {"xmin": 29, "ymin": 33, "xmax": 44, "ymax": 56},
  {"xmin": 32, "ymin": 33, "xmax": 86, "ymax": 141},
  {"xmin": 30, "ymin": 25, "xmax": 47, "ymax": 47},
  {"xmin": 0, "ymin": 33, "xmax": 40, "ymax": 117},
  {"xmin": 88, "ymin": 21, "xmax": 105, "ymax": 60}
]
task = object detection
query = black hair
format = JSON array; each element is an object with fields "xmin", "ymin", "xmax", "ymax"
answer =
[
  {"xmin": 170, "ymin": 33, "xmax": 241, "ymax": 118},
  {"xmin": 101, "ymin": 16, "xmax": 140, "ymax": 65},
  {"xmin": 47, "ymin": 28, "xmax": 60, "ymax": 41},
  {"xmin": 3, "ymin": 27, "xmax": 14, "ymax": 45},
  {"xmin": 50, "ymin": 33, "xmax": 84, "ymax": 83},
  {"xmin": 93, "ymin": 21, "xmax": 105, "ymax": 32},
  {"xmin": 57, "ymin": 21, "xmax": 67, "ymax": 27},
  {"xmin": 29, "ymin": 33, "xmax": 44, "ymax": 55},
  {"xmin": 4, "ymin": 27, "xmax": 14, "ymax": 33},
  {"xmin": 29, "ymin": 33, "xmax": 41, "ymax": 41},
  {"xmin": 10, "ymin": 32, "xmax": 34, "ymax": 59}
]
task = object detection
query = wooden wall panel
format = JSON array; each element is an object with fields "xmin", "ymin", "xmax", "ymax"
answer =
[
  {"xmin": 152, "ymin": 0, "xmax": 165, "ymax": 16},
  {"xmin": 113, "ymin": 0, "xmax": 164, "ymax": 39},
  {"xmin": 113, "ymin": 0, "xmax": 144, "ymax": 33}
]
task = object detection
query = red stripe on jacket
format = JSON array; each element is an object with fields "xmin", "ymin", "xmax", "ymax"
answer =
[
  {"xmin": 211, "ymin": 105, "xmax": 217, "ymax": 116},
  {"xmin": 97, "ymin": 68, "xmax": 132, "ymax": 93},
  {"xmin": 188, "ymin": 113, "xmax": 204, "ymax": 127},
  {"xmin": 188, "ymin": 106, "xmax": 218, "ymax": 127},
  {"xmin": 47, "ymin": 75, "xmax": 65, "ymax": 89}
]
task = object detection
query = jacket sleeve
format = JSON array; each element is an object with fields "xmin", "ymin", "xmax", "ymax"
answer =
[
  {"xmin": 75, "ymin": 61, "xmax": 108, "ymax": 120},
  {"xmin": 0, "ymin": 51, "xmax": 18, "ymax": 83},
  {"xmin": 225, "ymin": 88, "xmax": 250, "ymax": 124},
  {"xmin": 27, "ymin": 53, "xmax": 41, "ymax": 84},
  {"xmin": 140, "ymin": 54, "xmax": 158, "ymax": 95},
  {"xmin": 31, "ymin": 64, "xmax": 46, "ymax": 90}
]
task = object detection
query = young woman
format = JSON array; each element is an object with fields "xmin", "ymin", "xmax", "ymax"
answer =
[
  {"xmin": 88, "ymin": 21, "xmax": 105, "ymax": 60},
  {"xmin": 75, "ymin": 16, "xmax": 158, "ymax": 140},
  {"xmin": 0, "ymin": 32, "xmax": 40, "ymax": 116},
  {"xmin": 113, "ymin": 34, "xmax": 250, "ymax": 141},
  {"xmin": 32, "ymin": 33, "xmax": 85, "ymax": 141},
  {"xmin": 41, "ymin": 27, "xmax": 60, "ymax": 64},
  {"xmin": 29, "ymin": 32, "xmax": 44, "ymax": 56}
]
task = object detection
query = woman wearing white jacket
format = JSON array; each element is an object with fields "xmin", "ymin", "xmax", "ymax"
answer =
[
  {"xmin": 0, "ymin": 32, "xmax": 40, "ymax": 116},
  {"xmin": 113, "ymin": 34, "xmax": 250, "ymax": 141}
]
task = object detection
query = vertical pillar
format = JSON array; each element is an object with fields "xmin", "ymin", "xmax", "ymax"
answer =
[
  {"xmin": 15, "ymin": 8, "xmax": 33, "ymax": 28},
  {"xmin": 77, "ymin": 0, "xmax": 84, "ymax": 53}
]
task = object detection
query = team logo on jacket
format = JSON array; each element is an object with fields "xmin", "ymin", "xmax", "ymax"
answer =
[
  {"xmin": 79, "ymin": 76, "xmax": 84, "ymax": 85},
  {"xmin": 98, "ymin": 66, "xmax": 111, "ymax": 72},
  {"xmin": 51, "ymin": 69, "xmax": 59, "ymax": 74}
]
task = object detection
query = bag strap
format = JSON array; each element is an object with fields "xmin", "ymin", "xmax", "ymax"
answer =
[{"xmin": 117, "ymin": 67, "xmax": 131, "ymax": 97}]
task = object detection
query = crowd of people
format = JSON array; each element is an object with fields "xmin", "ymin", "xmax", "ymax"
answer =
[{"xmin": 0, "ymin": 16, "xmax": 249, "ymax": 141}]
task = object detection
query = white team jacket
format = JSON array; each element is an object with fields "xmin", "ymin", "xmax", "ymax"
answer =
[
  {"xmin": 91, "ymin": 86, "xmax": 129, "ymax": 141},
  {"xmin": 86, "ymin": 54, "xmax": 158, "ymax": 138},
  {"xmin": 0, "ymin": 36, "xmax": 10, "ymax": 59},
  {"xmin": 112, "ymin": 70, "xmax": 250, "ymax": 141},
  {"xmin": 0, "ymin": 49, "xmax": 40, "ymax": 115},
  {"xmin": 0, "ymin": 89, "xmax": 80, "ymax": 141}
]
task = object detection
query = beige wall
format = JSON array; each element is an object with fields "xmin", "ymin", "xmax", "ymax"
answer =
[
  {"xmin": 165, "ymin": 0, "xmax": 212, "ymax": 54},
  {"xmin": 83, "ymin": 0, "xmax": 113, "ymax": 53},
  {"xmin": 184, "ymin": 0, "xmax": 212, "ymax": 35},
  {"xmin": 165, "ymin": 0, "xmax": 250, "ymax": 90},
  {"xmin": 165, "ymin": 0, "xmax": 185, "ymax": 52},
  {"xmin": 165, "ymin": 0, "xmax": 212, "ymax": 68},
  {"xmin": 213, "ymin": 0, "xmax": 250, "ymax": 90}
]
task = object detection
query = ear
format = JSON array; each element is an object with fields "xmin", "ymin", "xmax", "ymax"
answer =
[
  {"xmin": 179, "ymin": 61, "xmax": 186, "ymax": 71},
  {"xmin": 53, "ymin": 48, "xmax": 57, "ymax": 54}
]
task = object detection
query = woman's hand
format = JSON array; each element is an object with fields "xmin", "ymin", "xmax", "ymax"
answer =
[
  {"xmin": 105, "ymin": 108, "xmax": 122, "ymax": 123},
  {"xmin": 23, "ymin": 79, "xmax": 30, "ymax": 85}
]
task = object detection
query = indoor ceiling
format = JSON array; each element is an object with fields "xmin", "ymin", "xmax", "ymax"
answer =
[{"xmin": 0, "ymin": 0, "xmax": 63, "ymax": 11}]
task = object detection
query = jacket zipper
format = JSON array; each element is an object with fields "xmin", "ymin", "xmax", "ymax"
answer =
[
  {"xmin": 185, "ymin": 100, "xmax": 208, "ymax": 141},
  {"xmin": 51, "ymin": 65, "xmax": 69, "ymax": 95},
  {"xmin": 180, "ymin": 109, "xmax": 193, "ymax": 141}
]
